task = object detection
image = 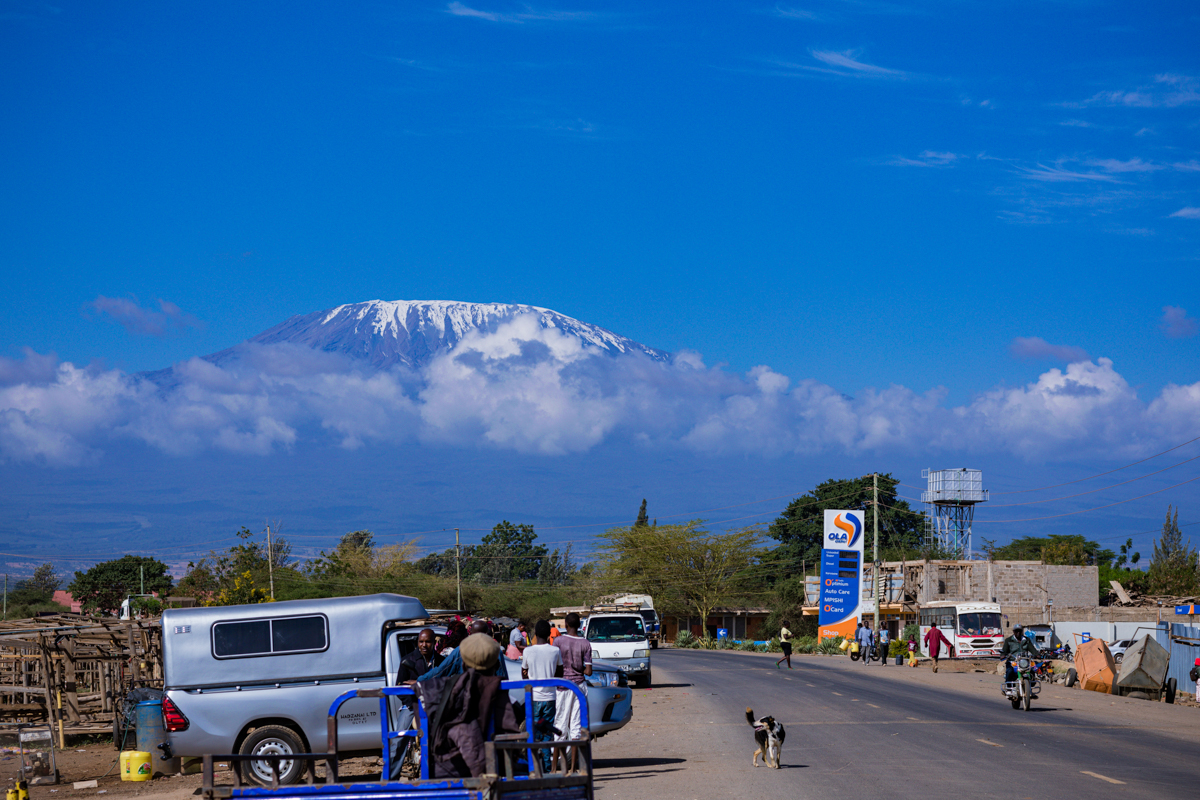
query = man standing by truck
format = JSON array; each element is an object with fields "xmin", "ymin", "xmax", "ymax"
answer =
[{"xmin": 400, "ymin": 629, "xmax": 444, "ymax": 682}]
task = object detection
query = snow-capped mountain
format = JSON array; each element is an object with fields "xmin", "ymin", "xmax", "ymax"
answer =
[{"xmin": 176, "ymin": 300, "xmax": 668, "ymax": 374}]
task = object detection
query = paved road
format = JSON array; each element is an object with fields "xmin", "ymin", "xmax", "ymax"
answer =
[{"xmin": 592, "ymin": 648, "xmax": 1200, "ymax": 800}]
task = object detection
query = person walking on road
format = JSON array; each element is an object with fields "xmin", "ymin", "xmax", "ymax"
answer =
[
  {"xmin": 924, "ymin": 623, "xmax": 952, "ymax": 672},
  {"xmin": 855, "ymin": 621, "xmax": 873, "ymax": 664},
  {"xmin": 521, "ymin": 620, "xmax": 563, "ymax": 773},
  {"xmin": 876, "ymin": 626, "xmax": 890, "ymax": 666},
  {"xmin": 776, "ymin": 620, "xmax": 793, "ymax": 669},
  {"xmin": 553, "ymin": 612, "xmax": 592, "ymax": 770}
]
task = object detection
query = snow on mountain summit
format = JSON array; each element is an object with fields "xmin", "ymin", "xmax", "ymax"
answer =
[{"xmin": 225, "ymin": 299, "xmax": 667, "ymax": 370}]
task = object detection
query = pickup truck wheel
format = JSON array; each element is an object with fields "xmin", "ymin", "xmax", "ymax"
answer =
[
  {"xmin": 637, "ymin": 671, "xmax": 652, "ymax": 688},
  {"xmin": 1165, "ymin": 677, "xmax": 1177, "ymax": 705},
  {"xmin": 239, "ymin": 725, "xmax": 305, "ymax": 786}
]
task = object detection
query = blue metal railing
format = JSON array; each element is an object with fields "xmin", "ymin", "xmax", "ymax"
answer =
[{"xmin": 326, "ymin": 679, "xmax": 589, "ymax": 783}]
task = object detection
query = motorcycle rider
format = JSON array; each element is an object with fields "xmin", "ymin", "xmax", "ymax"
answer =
[{"xmin": 1001, "ymin": 624, "xmax": 1040, "ymax": 684}]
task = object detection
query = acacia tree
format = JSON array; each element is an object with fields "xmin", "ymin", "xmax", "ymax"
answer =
[
  {"xmin": 599, "ymin": 521, "xmax": 763, "ymax": 627},
  {"xmin": 307, "ymin": 530, "xmax": 418, "ymax": 590}
]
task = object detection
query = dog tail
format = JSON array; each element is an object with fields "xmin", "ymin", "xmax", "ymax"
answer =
[{"xmin": 746, "ymin": 707, "xmax": 756, "ymax": 726}]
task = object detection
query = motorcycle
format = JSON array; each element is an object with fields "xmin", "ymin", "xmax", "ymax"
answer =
[{"xmin": 1003, "ymin": 656, "xmax": 1040, "ymax": 711}]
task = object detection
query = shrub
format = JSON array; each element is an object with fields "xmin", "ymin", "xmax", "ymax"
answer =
[
  {"xmin": 815, "ymin": 636, "xmax": 845, "ymax": 655},
  {"xmin": 675, "ymin": 630, "xmax": 697, "ymax": 648},
  {"xmin": 889, "ymin": 640, "xmax": 907, "ymax": 658},
  {"xmin": 792, "ymin": 636, "xmax": 817, "ymax": 655}
]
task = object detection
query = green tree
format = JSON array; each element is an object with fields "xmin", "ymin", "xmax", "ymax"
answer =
[
  {"xmin": 68, "ymin": 555, "xmax": 173, "ymax": 614},
  {"xmin": 1147, "ymin": 505, "xmax": 1199, "ymax": 596},
  {"xmin": 634, "ymin": 499, "xmax": 649, "ymax": 529},
  {"xmin": 25, "ymin": 563, "xmax": 61, "ymax": 595},
  {"xmin": 474, "ymin": 521, "xmax": 547, "ymax": 584},
  {"xmin": 178, "ymin": 527, "xmax": 295, "ymax": 603},
  {"xmin": 305, "ymin": 530, "xmax": 417, "ymax": 592},
  {"xmin": 990, "ymin": 534, "xmax": 1115, "ymax": 566},
  {"xmin": 767, "ymin": 474, "xmax": 924, "ymax": 578},
  {"xmin": 1116, "ymin": 538, "xmax": 1141, "ymax": 569},
  {"xmin": 599, "ymin": 521, "xmax": 763, "ymax": 626}
]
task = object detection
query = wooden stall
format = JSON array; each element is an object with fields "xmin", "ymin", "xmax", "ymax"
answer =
[{"xmin": 0, "ymin": 615, "xmax": 163, "ymax": 741}]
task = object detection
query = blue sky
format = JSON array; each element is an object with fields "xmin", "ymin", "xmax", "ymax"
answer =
[{"xmin": 2, "ymin": 1, "xmax": 1199, "ymax": 573}]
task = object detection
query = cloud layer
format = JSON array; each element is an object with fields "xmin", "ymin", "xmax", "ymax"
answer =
[
  {"xmin": 85, "ymin": 296, "xmax": 202, "ymax": 337},
  {"xmin": 2, "ymin": 316, "xmax": 1199, "ymax": 467}
]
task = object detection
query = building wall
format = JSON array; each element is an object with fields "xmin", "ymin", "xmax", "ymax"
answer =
[{"xmin": 991, "ymin": 562, "xmax": 1098, "ymax": 608}]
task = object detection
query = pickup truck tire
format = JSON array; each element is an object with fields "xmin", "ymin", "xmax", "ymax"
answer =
[
  {"xmin": 239, "ymin": 725, "xmax": 305, "ymax": 786},
  {"xmin": 636, "ymin": 671, "xmax": 652, "ymax": 689},
  {"xmin": 650, "ymin": 640, "xmax": 658, "ymax": 649},
  {"xmin": 1165, "ymin": 677, "xmax": 1177, "ymax": 705}
]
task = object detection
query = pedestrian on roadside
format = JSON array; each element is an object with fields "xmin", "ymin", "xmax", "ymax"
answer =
[
  {"xmin": 924, "ymin": 623, "xmax": 952, "ymax": 673},
  {"xmin": 521, "ymin": 620, "xmax": 564, "ymax": 773},
  {"xmin": 553, "ymin": 612, "xmax": 592, "ymax": 769},
  {"xmin": 906, "ymin": 635, "xmax": 918, "ymax": 667},
  {"xmin": 877, "ymin": 626, "xmax": 890, "ymax": 666},
  {"xmin": 1189, "ymin": 657, "xmax": 1200, "ymax": 703},
  {"xmin": 856, "ymin": 621, "xmax": 873, "ymax": 665},
  {"xmin": 776, "ymin": 620, "xmax": 793, "ymax": 669}
]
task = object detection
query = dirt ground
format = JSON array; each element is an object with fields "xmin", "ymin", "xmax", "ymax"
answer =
[{"xmin": 0, "ymin": 745, "xmax": 387, "ymax": 800}]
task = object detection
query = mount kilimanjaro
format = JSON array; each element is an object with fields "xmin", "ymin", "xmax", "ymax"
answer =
[{"xmin": 150, "ymin": 300, "xmax": 668, "ymax": 378}]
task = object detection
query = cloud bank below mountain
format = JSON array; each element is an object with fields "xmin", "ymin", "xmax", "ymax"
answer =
[{"xmin": 2, "ymin": 314, "xmax": 1198, "ymax": 467}]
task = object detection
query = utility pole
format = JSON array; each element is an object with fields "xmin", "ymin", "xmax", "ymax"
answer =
[
  {"xmin": 140, "ymin": 565, "xmax": 144, "ymax": 596},
  {"xmin": 3, "ymin": 574, "xmax": 7, "ymax": 620},
  {"xmin": 455, "ymin": 528, "xmax": 462, "ymax": 612},
  {"xmin": 266, "ymin": 523, "xmax": 275, "ymax": 601},
  {"xmin": 873, "ymin": 472, "xmax": 880, "ymax": 631}
]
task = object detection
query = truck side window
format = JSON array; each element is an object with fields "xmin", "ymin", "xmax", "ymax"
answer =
[
  {"xmin": 273, "ymin": 616, "xmax": 327, "ymax": 653},
  {"xmin": 214, "ymin": 620, "xmax": 271, "ymax": 657},
  {"xmin": 212, "ymin": 615, "xmax": 328, "ymax": 659}
]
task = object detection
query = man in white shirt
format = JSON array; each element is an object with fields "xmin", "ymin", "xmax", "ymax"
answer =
[{"xmin": 521, "ymin": 620, "xmax": 563, "ymax": 772}]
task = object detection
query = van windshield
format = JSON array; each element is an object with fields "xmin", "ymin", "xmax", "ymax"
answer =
[{"xmin": 587, "ymin": 617, "xmax": 646, "ymax": 642}]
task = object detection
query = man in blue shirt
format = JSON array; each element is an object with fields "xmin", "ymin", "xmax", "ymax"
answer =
[{"xmin": 855, "ymin": 621, "xmax": 873, "ymax": 664}]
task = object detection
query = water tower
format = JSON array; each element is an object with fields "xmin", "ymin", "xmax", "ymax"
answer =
[{"xmin": 922, "ymin": 468, "xmax": 988, "ymax": 559}]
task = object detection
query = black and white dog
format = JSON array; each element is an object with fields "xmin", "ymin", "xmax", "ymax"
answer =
[{"xmin": 746, "ymin": 707, "xmax": 785, "ymax": 769}]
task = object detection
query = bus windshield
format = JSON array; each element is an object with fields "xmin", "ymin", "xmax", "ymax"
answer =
[
  {"xmin": 587, "ymin": 617, "xmax": 646, "ymax": 642},
  {"xmin": 958, "ymin": 612, "xmax": 1002, "ymax": 637}
]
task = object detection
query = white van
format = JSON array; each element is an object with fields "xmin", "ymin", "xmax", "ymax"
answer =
[{"xmin": 582, "ymin": 612, "xmax": 651, "ymax": 687}]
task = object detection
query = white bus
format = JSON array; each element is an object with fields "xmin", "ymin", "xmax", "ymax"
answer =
[{"xmin": 918, "ymin": 601, "xmax": 1004, "ymax": 658}]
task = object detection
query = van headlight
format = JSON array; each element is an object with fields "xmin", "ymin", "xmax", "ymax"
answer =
[{"xmin": 633, "ymin": 649, "xmax": 649, "ymax": 658}]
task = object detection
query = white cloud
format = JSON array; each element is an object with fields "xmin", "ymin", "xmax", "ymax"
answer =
[
  {"xmin": 444, "ymin": 2, "xmax": 596, "ymax": 23},
  {"xmin": 2, "ymin": 318, "xmax": 1198, "ymax": 466},
  {"xmin": 1009, "ymin": 337, "xmax": 1090, "ymax": 363},
  {"xmin": 1085, "ymin": 157, "xmax": 1162, "ymax": 173},
  {"xmin": 85, "ymin": 296, "xmax": 202, "ymax": 338},
  {"xmin": 809, "ymin": 49, "xmax": 907, "ymax": 78},
  {"xmin": 889, "ymin": 150, "xmax": 959, "ymax": 167},
  {"xmin": 1160, "ymin": 306, "xmax": 1199, "ymax": 339},
  {"xmin": 1070, "ymin": 73, "xmax": 1200, "ymax": 109},
  {"xmin": 1169, "ymin": 207, "xmax": 1200, "ymax": 219},
  {"xmin": 1017, "ymin": 164, "xmax": 1122, "ymax": 183}
]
